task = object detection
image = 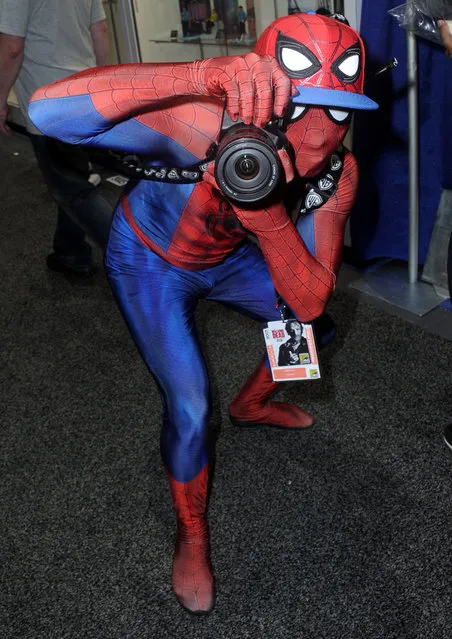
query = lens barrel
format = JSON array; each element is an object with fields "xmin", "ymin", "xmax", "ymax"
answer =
[{"xmin": 214, "ymin": 125, "xmax": 283, "ymax": 205}]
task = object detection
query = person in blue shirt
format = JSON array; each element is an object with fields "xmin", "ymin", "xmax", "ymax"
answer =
[
  {"xmin": 181, "ymin": 6, "xmax": 190, "ymax": 37},
  {"xmin": 237, "ymin": 5, "xmax": 247, "ymax": 42}
]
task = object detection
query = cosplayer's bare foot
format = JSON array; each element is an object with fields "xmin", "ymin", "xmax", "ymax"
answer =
[
  {"xmin": 229, "ymin": 360, "xmax": 314, "ymax": 429},
  {"xmin": 166, "ymin": 467, "xmax": 215, "ymax": 614}
]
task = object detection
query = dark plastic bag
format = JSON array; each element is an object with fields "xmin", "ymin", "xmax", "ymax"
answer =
[{"xmin": 389, "ymin": 1, "xmax": 452, "ymax": 44}]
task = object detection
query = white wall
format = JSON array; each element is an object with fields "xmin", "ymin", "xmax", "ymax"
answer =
[
  {"xmin": 344, "ymin": 0, "xmax": 361, "ymax": 31},
  {"xmin": 134, "ymin": 0, "xmax": 183, "ymax": 62},
  {"xmin": 132, "ymin": 0, "xmax": 362, "ymax": 65},
  {"xmin": 255, "ymin": 0, "xmax": 317, "ymax": 35},
  {"xmin": 135, "ymin": 0, "xmax": 256, "ymax": 62},
  {"xmin": 143, "ymin": 40, "xmax": 256, "ymax": 63},
  {"xmin": 254, "ymin": 0, "xmax": 318, "ymax": 34},
  {"xmin": 134, "ymin": 0, "xmax": 324, "ymax": 63}
]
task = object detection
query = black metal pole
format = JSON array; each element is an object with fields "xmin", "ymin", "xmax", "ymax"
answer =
[{"xmin": 333, "ymin": 1, "xmax": 345, "ymax": 14}]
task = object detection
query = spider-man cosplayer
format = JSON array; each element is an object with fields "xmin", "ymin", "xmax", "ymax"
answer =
[{"xmin": 29, "ymin": 13, "xmax": 377, "ymax": 614}]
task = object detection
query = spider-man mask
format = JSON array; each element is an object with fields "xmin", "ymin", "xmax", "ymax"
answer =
[{"xmin": 254, "ymin": 13, "xmax": 378, "ymax": 177}]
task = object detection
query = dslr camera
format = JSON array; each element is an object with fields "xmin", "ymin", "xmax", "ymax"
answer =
[{"xmin": 214, "ymin": 112, "xmax": 291, "ymax": 205}]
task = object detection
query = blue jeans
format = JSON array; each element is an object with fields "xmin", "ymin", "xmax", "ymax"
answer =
[{"xmin": 30, "ymin": 135, "xmax": 113, "ymax": 265}]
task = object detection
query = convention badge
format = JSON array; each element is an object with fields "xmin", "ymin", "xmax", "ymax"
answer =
[{"xmin": 263, "ymin": 320, "xmax": 321, "ymax": 382}]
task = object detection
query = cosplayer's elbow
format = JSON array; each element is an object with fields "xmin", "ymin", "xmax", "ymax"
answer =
[
  {"xmin": 28, "ymin": 99, "xmax": 46, "ymax": 135},
  {"xmin": 28, "ymin": 89, "xmax": 57, "ymax": 137},
  {"xmin": 28, "ymin": 94, "xmax": 90, "ymax": 144}
]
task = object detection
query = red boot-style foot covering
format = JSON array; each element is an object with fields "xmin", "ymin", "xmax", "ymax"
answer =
[
  {"xmin": 173, "ymin": 519, "xmax": 215, "ymax": 614},
  {"xmin": 229, "ymin": 360, "xmax": 314, "ymax": 430},
  {"xmin": 166, "ymin": 466, "xmax": 215, "ymax": 614}
]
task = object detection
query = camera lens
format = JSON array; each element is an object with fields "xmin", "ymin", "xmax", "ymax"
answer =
[
  {"xmin": 235, "ymin": 155, "xmax": 259, "ymax": 180},
  {"xmin": 214, "ymin": 124, "xmax": 285, "ymax": 204}
]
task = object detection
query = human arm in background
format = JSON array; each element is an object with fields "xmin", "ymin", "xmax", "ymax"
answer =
[
  {"xmin": 0, "ymin": 33, "xmax": 24, "ymax": 135},
  {"xmin": 90, "ymin": 19, "xmax": 110, "ymax": 67},
  {"xmin": 438, "ymin": 20, "xmax": 452, "ymax": 56}
]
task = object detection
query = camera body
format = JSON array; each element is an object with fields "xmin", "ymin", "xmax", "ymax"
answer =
[{"xmin": 214, "ymin": 112, "xmax": 290, "ymax": 205}]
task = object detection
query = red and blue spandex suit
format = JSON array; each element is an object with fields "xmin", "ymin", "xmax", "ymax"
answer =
[{"xmin": 29, "ymin": 14, "xmax": 376, "ymax": 614}]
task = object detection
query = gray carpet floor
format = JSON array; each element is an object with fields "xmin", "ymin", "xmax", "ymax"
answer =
[{"xmin": 1, "ymin": 134, "xmax": 452, "ymax": 639}]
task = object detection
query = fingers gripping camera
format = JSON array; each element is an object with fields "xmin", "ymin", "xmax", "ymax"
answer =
[{"xmin": 197, "ymin": 52, "xmax": 291, "ymax": 126}]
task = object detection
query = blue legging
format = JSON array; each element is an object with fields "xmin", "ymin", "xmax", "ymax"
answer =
[{"xmin": 105, "ymin": 208, "xmax": 301, "ymax": 482}]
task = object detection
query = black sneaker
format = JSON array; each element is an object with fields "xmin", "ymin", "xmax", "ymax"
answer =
[{"xmin": 46, "ymin": 252, "xmax": 97, "ymax": 278}]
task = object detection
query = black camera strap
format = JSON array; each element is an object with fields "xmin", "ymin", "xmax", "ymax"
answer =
[
  {"xmin": 109, "ymin": 114, "xmax": 284, "ymax": 186},
  {"xmin": 298, "ymin": 146, "xmax": 346, "ymax": 216},
  {"xmin": 108, "ymin": 144, "xmax": 218, "ymax": 185},
  {"xmin": 111, "ymin": 140, "xmax": 345, "ymax": 206},
  {"xmin": 276, "ymin": 146, "xmax": 346, "ymax": 319}
]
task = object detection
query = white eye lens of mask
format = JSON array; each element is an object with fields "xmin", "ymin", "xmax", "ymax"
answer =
[
  {"xmin": 291, "ymin": 105, "xmax": 307, "ymax": 120},
  {"xmin": 329, "ymin": 109, "xmax": 350, "ymax": 123},
  {"xmin": 338, "ymin": 54, "xmax": 360, "ymax": 78},
  {"xmin": 281, "ymin": 47, "xmax": 313, "ymax": 72}
]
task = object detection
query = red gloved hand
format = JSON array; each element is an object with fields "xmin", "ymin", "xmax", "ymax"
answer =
[
  {"xmin": 193, "ymin": 53, "xmax": 292, "ymax": 127},
  {"xmin": 202, "ymin": 162, "xmax": 290, "ymax": 234},
  {"xmin": 229, "ymin": 199, "xmax": 290, "ymax": 235}
]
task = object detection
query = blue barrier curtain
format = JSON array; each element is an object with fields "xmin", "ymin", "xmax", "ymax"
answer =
[{"xmin": 351, "ymin": 0, "xmax": 452, "ymax": 263}]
